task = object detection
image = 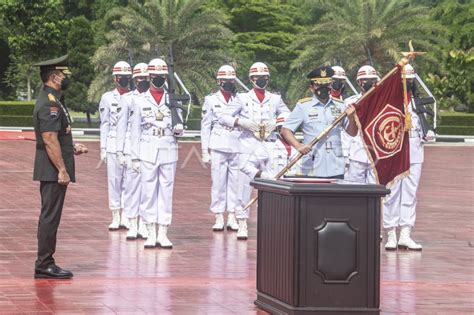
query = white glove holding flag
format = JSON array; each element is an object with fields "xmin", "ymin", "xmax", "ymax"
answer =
[
  {"xmin": 100, "ymin": 148, "xmax": 107, "ymax": 164},
  {"xmin": 238, "ymin": 118, "xmax": 259, "ymax": 132},
  {"xmin": 117, "ymin": 151, "xmax": 127, "ymax": 166},
  {"xmin": 202, "ymin": 150, "xmax": 211, "ymax": 164},
  {"xmin": 173, "ymin": 123, "xmax": 184, "ymax": 136},
  {"xmin": 131, "ymin": 159, "xmax": 141, "ymax": 173}
]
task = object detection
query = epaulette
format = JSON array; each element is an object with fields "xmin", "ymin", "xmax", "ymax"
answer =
[
  {"xmin": 298, "ymin": 97, "xmax": 312, "ymax": 104},
  {"xmin": 48, "ymin": 93, "xmax": 58, "ymax": 105}
]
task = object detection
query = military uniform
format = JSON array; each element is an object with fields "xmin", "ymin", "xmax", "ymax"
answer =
[
  {"xmin": 343, "ymin": 93, "xmax": 376, "ymax": 183},
  {"xmin": 130, "ymin": 89, "xmax": 182, "ymax": 226},
  {"xmin": 220, "ymin": 89, "xmax": 289, "ymax": 219},
  {"xmin": 116, "ymin": 90, "xmax": 142, "ymax": 221},
  {"xmin": 383, "ymin": 98, "xmax": 424, "ymax": 229},
  {"xmin": 32, "ymin": 55, "xmax": 75, "ymax": 277},
  {"xmin": 201, "ymin": 91, "xmax": 241, "ymax": 216},
  {"xmin": 99, "ymin": 89, "xmax": 125, "ymax": 212},
  {"xmin": 283, "ymin": 95, "xmax": 348, "ymax": 177}
]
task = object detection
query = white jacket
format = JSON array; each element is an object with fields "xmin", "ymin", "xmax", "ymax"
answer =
[
  {"xmin": 99, "ymin": 88, "xmax": 122, "ymax": 153},
  {"xmin": 130, "ymin": 90, "xmax": 183, "ymax": 164}
]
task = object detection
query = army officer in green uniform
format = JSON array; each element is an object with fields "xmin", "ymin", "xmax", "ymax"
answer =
[{"xmin": 33, "ymin": 55, "xmax": 88, "ymax": 279}]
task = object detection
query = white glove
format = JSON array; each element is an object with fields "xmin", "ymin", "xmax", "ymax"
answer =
[
  {"xmin": 173, "ymin": 123, "xmax": 184, "ymax": 136},
  {"xmin": 131, "ymin": 159, "xmax": 141, "ymax": 173},
  {"xmin": 260, "ymin": 171, "xmax": 275, "ymax": 180},
  {"xmin": 425, "ymin": 130, "xmax": 436, "ymax": 142},
  {"xmin": 238, "ymin": 118, "xmax": 259, "ymax": 132},
  {"xmin": 117, "ymin": 151, "xmax": 127, "ymax": 166},
  {"xmin": 202, "ymin": 150, "xmax": 211, "ymax": 163},
  {"xmin": 100, "ymin": 149, "xmax": 107, "ymax": 164},
  {"xmin": 264, "ymin": 120, "xmax": 277, "ymax": 133}
]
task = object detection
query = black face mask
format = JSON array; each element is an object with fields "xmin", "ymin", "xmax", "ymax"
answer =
[
  {"xmin": 332, "ymin": 80, "xmax": 345, "ymax": 91},
  {"xmin": 315, "ymin": 86, "xmax": 330, "ymax": 99},
  {"xmin": 255, "ymin": 77, "xmax": 268, "ymax": 89},
  {"xmin": 361, "ymin": 80, "xmax": 376, "ymax": 92},
  {"xmin": 60, "ymin": 77, "xmax": 70, "ymax": 90},
  {"xmin": 137, "ymin": 80, "xmax": 150, "ymax": 93},
  {"xmin": 152, "ymin": 76, "xmax": 166, "ymax": 88},
  {"xmin": 221, "ymin": 81, "xmax": 235, "ymax": 93},
  {"xmin": 118, "ymin": 76, "xmax": 130, "ymax": 88}
]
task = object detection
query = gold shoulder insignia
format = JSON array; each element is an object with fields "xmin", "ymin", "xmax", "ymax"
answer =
[
  {"xmin": 298, "ymin": 97, "xmax": 312, "ymax": 104},
  {"xmin": 48, "ymin": 93, "xmax": 56, "ymax": 103}
]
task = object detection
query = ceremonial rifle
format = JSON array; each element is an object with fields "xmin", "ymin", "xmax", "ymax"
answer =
[{"xmin": 166, "ymin": 45, "xmax": 190, "ymax": 128}]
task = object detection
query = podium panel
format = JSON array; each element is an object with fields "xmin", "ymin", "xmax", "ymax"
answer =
[{"xmin": 251, "ymin": 180, "xmax": 389, "ymax": 315}]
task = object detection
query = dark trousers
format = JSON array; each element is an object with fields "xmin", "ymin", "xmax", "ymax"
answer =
[{"xmin": 35, "ymin": 181, "xmax": 67, "ymax": 270}]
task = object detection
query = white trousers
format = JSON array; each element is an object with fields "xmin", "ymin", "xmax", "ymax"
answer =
[
  {"xmin": 106, "ymin": 152, "xmax": 124, "ymax": 210},
  {"xmin": 140, "ymin": 160, "xmax": 176, "ymax": 225},
  {"xmin": 345, "ymin": 160, "xmax": 376, "ymax": 184},
  {"xmin": 210, "ymin": 150, "xmax": 239, "ymax": 214},
  {"xmin": 123, "ymin": 155, "xmax": 142, "ymax": 219},
  {"xmin": 383, "ymin": 163, "xmax": 422, "ymax": 229},
  {"xmin": 235, "ymin": 150, "xmax": 270, "ymax": 220}
]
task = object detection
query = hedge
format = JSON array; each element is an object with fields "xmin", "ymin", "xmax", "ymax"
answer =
[
  {"xmin": 0, "ymin": 115, "xmax": 33, "ymax": 127},
  {"xmin": 436, "ymin": 125, "xmax": 474, "ymax": 136},
  {"xmin": 0, "ymin": 104, "xmax": 35, "ymax": 116},
  {"xmin": 439, "ymin": 112, "xmax": 474, "ymax": 126}
]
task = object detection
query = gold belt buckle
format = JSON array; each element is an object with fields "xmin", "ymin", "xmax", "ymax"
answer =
[{"xmin": 254, "ymin": 122, "xmax": 270, "ymax": 141}]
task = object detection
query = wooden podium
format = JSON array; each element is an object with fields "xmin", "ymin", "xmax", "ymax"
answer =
[{"xmin": 251, "ymin": 179, "xmax": 389, "ymax": 315}]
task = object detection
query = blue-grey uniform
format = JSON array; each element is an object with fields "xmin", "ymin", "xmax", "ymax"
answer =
[{"xmin": 283, "ymin": 95, "xmax": 348, "ymax": 177}]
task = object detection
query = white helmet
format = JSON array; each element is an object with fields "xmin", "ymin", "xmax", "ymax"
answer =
[
  {"xmin": 276, "ymin": 112, "xmax": 290, "ymax": 127},
  {"xmin": 148, "ymin": 58, "xmax": 168, "ymax": 75},
  {"xmin": 112, "ymin": 61, "xmax": 132, "ymax": 76},
  {"xmin": 402, "ymin": 64, "xmax": 416, "ymax": 79},
  {"xmin": 332, "ymin": 66, "xmax": 347, "ymax": 80},
  {"xmin": 249, "ymin": 62, "xmax": 270, "ymax": 77},
  {"xmin": 356, "ymin": 65, "xmax": 380, "ymax": 81},
  {"xmin": 132, "ymin": 63, "xmax": 149, "ymax": 78},
  {"xmin": 216, "ymin": 65, "xmax": 236, "ymax": 79}
]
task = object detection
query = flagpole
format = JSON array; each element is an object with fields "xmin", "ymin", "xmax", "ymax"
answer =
[{"xmin": 241, "ymin": 63, "xmax": 407, "ymax": 211}]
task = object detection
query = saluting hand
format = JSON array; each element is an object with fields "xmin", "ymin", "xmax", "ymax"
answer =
[{"xmin": 58, "ymin": 170, "xmax": 71, "ymax": 186}]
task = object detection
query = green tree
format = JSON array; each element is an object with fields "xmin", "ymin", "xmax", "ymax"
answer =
[
  {"xmin": 218, "ymin": 0, "xmax": 307, "ymax": 95},
  {"xmin": 288, "ymin": 0, "xmax": 445, "ymax": 104},
  {"xmin": 0, "ymin": 0, "xmax": 68, "ymax": 100},
  {"xmin": 65, "ymin": 16, "xmax": 97, "ymax": 126},
  {"xmin": 88, "ymin": 0, "xmax": 232, "ymax": 104}
]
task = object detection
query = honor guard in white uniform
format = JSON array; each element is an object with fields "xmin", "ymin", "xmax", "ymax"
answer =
[
  {"xmin": 281, "ymin": 66, "xmax": 358, "ymax": 178},
  {"xmin": 130, "ymin": 58, "xmax": 184, "ymax": 249},
  {"xmin": 116, "ymin": 63, "xmax": 150, "ymax": 240},
  {"xmin": 344, "ymin": 65, "xmax": 380, "ymax": 184},
  {"xmin": 99, "ymin": 61, "xmax": 132, "ymax": 231},
  {"xmin": 268, "ymin": 112, "xmax": 299, "ymax": 176},
  {"xmin": 330, "ymin": 66, "xmax": 347, "ymax": 100},
  {"xmin": 201, "ymin": 65, "xmax": 241, "ymax": 232},
  {"xmin": 220, "ymin": 62, "xmax": 290, "ymax": 240},
  {"xmin": 383, "ymin": 64, "xmax": 424, "ymax": 251}
]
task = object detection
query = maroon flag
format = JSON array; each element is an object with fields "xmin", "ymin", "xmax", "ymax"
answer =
[{"xmin": 355, "ymin": 64, "xmax": 410, "ymax": 186}]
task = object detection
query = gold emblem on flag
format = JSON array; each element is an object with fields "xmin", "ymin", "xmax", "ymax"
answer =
[{"xmin": 364, "ymin": 104, "xmax": 405, "ymax": 160}]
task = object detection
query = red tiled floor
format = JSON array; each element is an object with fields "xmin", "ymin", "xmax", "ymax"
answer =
[{"xmin": 0, "ymin": 140, "xmax": 473, "ymax": 314}]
